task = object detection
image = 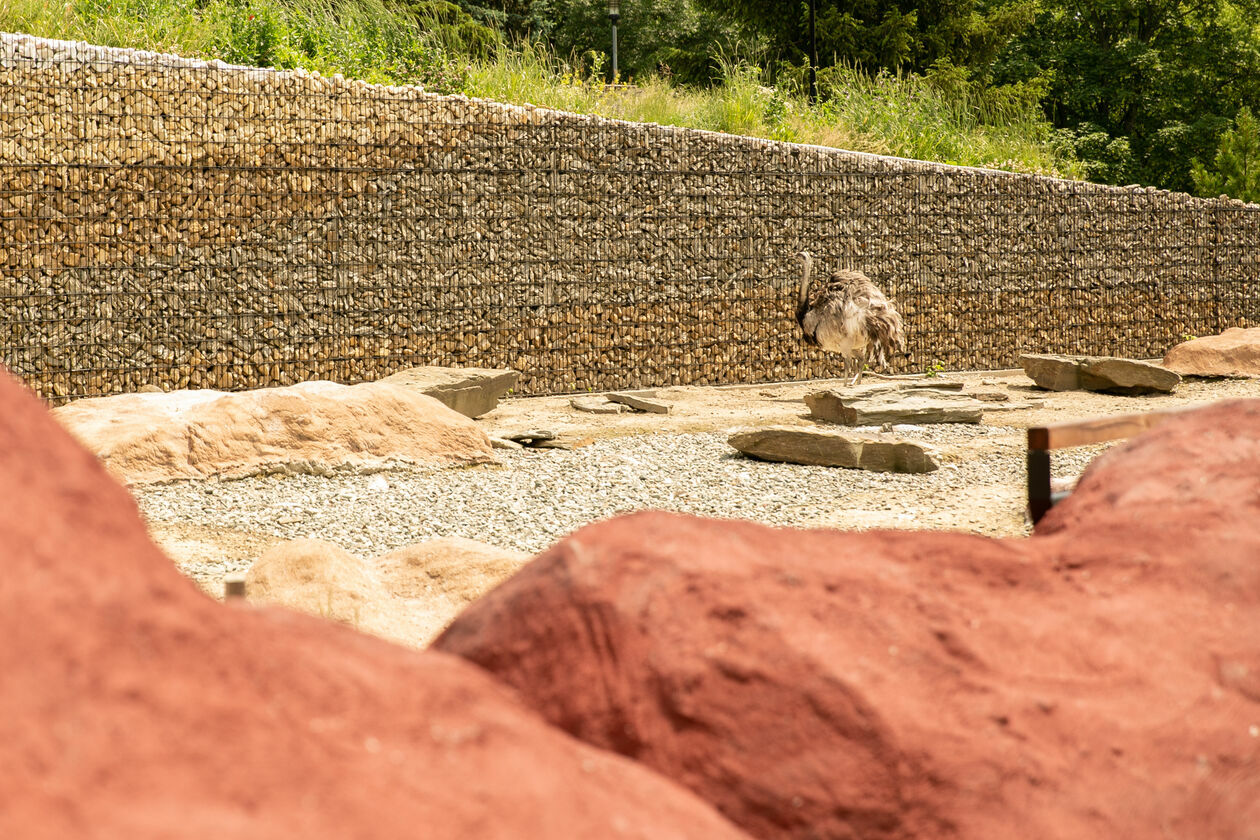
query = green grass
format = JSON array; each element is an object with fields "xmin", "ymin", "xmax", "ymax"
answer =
[
  {"xmin": 0, "ymin": 0, "xmax": 463, "ymax": 89},
  {"xmin": 0, "ymin": 0, "xmax": 1082, "ymax": 177}
]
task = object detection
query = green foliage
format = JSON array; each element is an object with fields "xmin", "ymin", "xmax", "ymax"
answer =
[
  {"xmin": 1, "ymin": 0, "xmax": 467, "ymax": 90},
  {"xmin": 695, "ymin": 0, "xmax": 1037, "ymax": 76},
  {"xmin": 1192, "ymin": 107, "xmax": 1260, "ymax": 203},
  {"xmin": 0, "ymin": 0, "xmax": 1080, "ymax": 178},
  {"xmin": 995, "ymin": 0, "xmax": 1260, "ymax": 191},
  {"xmin": 521, "ymin": 0, "xmax": 747, "ymax": 84}
]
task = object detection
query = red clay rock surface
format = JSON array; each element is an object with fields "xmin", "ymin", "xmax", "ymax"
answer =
[
  {"xmin": 436, "ymin": 399, "xmax": 1260, "ymax": 840},
  {"xmin": 0, "ymin": 367, "xmax": 752, "ymax": 840}
]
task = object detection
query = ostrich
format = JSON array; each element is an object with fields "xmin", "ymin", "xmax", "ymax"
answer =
[{"xmin": 795, "ymin": 251, "xmax": 905, "ymax": 386}]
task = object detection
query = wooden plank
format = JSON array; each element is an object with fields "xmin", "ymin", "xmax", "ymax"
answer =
[{"xmin": 1027, "ymin": 405, "xmax": 1194, "ymax": 451}]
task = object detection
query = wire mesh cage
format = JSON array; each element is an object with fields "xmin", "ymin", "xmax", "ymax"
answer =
[{"xmin": 1, "ymin": 32, "xmax": 1257, "ymax": 404}]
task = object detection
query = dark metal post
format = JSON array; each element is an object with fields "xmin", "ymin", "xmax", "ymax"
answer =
[
  {"xmin": 808, "ymin": 0, "xmax": 817, "ymax": 104},
  {"xmin": 1027, "ymin": 443, "xmax": 1052, "ymax": 525},
  {"xmin": 608, "ymin": 1, "xmax": 620, "ymax": 82}
]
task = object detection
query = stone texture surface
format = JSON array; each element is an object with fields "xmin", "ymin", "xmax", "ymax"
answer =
[
  {"xmin": 380, "ymin": 366, "xmax": 520, "ymax": 418},
  {"xmin": 243, "ymin": 536, "xmax": 532, "ymax": 648},
  {"xmin": 728, "ymin": 425, "xmax": 940, "ymax": 472},
  {"xmin": 1163, "ymin": 327, "xmax": 1260, "ymax": 378},
  {"xmin": 245, "ymin": 538, "xmax": 390, "ymax": 629},
  {"xmin": 51, "ymin": 380, "xmax": 494, "ymax": 485},
  {"xmin": 1020, "ymin": 353, "xmax": 1182, "ymax": 394},
  {"xmin": 377, "ymin": 537, "xmax": 531, "ymax": 604},
  {"xmin": 437, "ymin": 399, "xmax": 1260, "ymax": 840},
  {"xmin": 0, "ymin": 366, "xmax": 754, "ymax": 840},
  {"xmin": 804, "ymin": 388, "xmax": 986, "ymax": 425}
]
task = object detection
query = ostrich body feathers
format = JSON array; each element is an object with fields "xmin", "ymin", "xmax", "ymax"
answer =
[{"xmin": 795, "ymin": 253, "xmax": 905, "ymax": 383}]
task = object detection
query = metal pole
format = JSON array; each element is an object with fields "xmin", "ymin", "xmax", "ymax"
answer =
[
  {"xmin": 610, "ymin": 13, "xmax": 620, "ymax": 82},
  {"xmin": 808, "ymin": 0, "xmax": 817, "ymax": 104}
]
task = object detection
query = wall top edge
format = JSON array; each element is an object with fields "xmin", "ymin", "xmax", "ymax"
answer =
[{"xmin": 2, "ymin": 31, "xmax": 1256, "ymax": 210}]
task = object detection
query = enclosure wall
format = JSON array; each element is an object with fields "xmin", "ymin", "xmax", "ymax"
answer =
[{"xmin": 2, "ymin": 33, "xmax": 1257, "ymax": 402}]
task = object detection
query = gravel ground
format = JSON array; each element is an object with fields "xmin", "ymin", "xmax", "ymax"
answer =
[{"xmin": 134, "ymin": 423, "xmax": 1113, "ymax": 589}]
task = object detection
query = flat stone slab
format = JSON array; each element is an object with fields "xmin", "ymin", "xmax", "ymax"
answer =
[
  {"xmin": 607, "ymin": 392, "xmax": 672, "ymax": 414},
  {"xmin": 570, "ymin": 397, "xmax": 629, "ymax": 414},
  {"xmin": 1162, "ymin": 327, "xmax": 1260, "ymax": 378},
  {"xmin": 805, "ymin": 389, "xmax": 985, "ymax": 425},
  {"xmin": 503, "ymin": 429, "xmax": 557, "ymax": 445},
  {"xmin": 380, "ymin": 366, "xmax": 520, "ymax": 418},
  {"xmin": 1020, "ymin": 354, "xmax": 1180, "ymax": 395},
  {"xmin": 728, "ymin": 426, "xmax": 939, "ymax": 473}
]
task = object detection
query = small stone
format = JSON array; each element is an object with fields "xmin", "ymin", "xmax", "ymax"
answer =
[{"xmin": 504, "ymin": 430, "xmax": 557, "ymax": 445}]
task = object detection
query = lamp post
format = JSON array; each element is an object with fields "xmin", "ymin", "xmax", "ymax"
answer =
[
  {"xmin": 607, "ymin": 0, "xmax": 620, "ymax": 83},
  {"xmin": 808, "ymin": 0, "xmax": 817, "ymax": 104}
]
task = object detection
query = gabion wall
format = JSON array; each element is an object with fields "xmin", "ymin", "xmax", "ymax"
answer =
[{"xmin": 1, "ymin": 32, "xmax": 1257, "ymax": 402}]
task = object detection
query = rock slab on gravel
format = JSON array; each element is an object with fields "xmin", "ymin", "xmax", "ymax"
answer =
[
  {"xmin": 1020, "ymin": 353, "xmax": 1181, "ymax": 394},
  {"xmin": 379, "ymin": 366, "xmax": 520, "ymax": 418},
  {"xmin": 570, "ymin": 397, "xmax": 628, "ymax": 414},
  {"xmin": 52, "ymin": 380, "xmax": 494, "ymax": 485},
  {"xmin": 437, "ymin": 400, "xmax": 1260, "ymax": 840},
  {"xmin": 805, "ymin": 388, "xmax": 986, "ymax": 425},
  {"xmin": 728, "ymin": 425, "xmax": 940, "ymax": 472},
  {"xmin": 1162, "ymin": 327, "xmax": 1260, "ymax": 378},
  {"xmin": 607, "ymin": 391, "xmax": 672, "ymax": 414},
  {"xmin": 0, "ymin": 366, "xmax": 754, "ymax": 840}
]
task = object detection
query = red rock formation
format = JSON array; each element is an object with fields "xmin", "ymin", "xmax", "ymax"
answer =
[
  {"xmin": 437, "ymin": 399, "xmax": 1260, "ymax": 839},
  {"xmin": 0, "ymin": 367, "xmax": 751, "ymax": 840}
]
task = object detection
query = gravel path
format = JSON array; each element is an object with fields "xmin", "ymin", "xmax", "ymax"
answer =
[{"xmin": 134, "ymin": 424, "xmax": 1113, "ymax": 587}]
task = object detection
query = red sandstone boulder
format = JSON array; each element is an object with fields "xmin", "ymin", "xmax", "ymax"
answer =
[
  {"xmin": 0, "ymin": 367, "xmax": 752, "ymax": 840},
  {"xmin": 436, "ymin": 400, "xmax": 1260, "ymax": 840}
]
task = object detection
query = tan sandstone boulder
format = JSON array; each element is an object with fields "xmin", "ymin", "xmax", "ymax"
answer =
[
  {"xmin": 51, "ymin": 380, "xmax": 494, "ymax": 485},
  {"xmin": 244, "ymin": 536, "xmax": 531, "ymax": 648},
  {"xmin": 1163, "ymin": 326, "xmax": 1260, "ymax": 377},
  {"xmin": 0, "ymin": 366, "xmax": 753, "ymax": 840},
  {"xmin": 245, "ymin": 538, "xmax": 391, "ymax": 630},
  {"xmin": 436, "ymin": 400, "xmax": 1260, "ymax": 840}
]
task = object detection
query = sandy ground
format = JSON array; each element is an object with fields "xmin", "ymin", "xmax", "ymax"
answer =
[{"xmin": 147, "ymin": 369, "xmax": 1260, "ymax": 599}]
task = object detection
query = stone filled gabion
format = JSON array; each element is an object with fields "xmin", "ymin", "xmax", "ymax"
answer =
[{"xmin": 1, "ymin": 32, "xmax": 1257, "ymax": 402}]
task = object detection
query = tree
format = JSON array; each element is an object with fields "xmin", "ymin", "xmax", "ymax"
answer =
[
  {"xmin": 693, "ymin": 0, "xmax": 1036, "ymax": 76},
  {"xmin": 994, "ymin": 0, "xmax": 1260, "ymax": 191},
  {"xmin": 1192, "ymin": 106, "xmax": 1260, "ymax": 202}
]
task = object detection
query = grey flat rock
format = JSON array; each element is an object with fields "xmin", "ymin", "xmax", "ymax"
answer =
[
  {"xmin": 380, "ymin": 366, "xmax": 520, "ymax": 418},
  {"xmin": 570, "ymin": 397, "xmax": 628, "ymax": 414},
  {"xmin": 805, "ymin": 389, "xmax": 986, "ymax": 425},
  {"xmin": 728, "ymin": 426, "xmax": 939, "ymax": 473},
  {"xmin": 607, "ymin": 392, "xmax": 672, "ymax": 414},
  {"xmin": 504, "ymin": 429, "xmax": 557, "ymax": 445},
  {"xmin": 1020, "ymin": 354, "xmax": 1180, "ymax": 395}
]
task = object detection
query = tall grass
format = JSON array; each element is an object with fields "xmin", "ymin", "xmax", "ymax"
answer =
[
  {"xmin": 0, "ymin": 0, "xmax": 1080, "ymax": 176},
  {"xmin": 0, "ymin": 0, "xmax": 463, "ymax": 89},
  {"xmin": 463, "ymin": 48, "xmax": 1080, "ymax": 177}
]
